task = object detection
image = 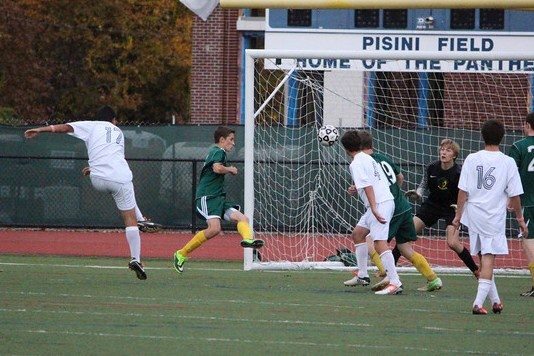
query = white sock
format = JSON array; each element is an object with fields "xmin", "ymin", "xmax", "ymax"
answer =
[
  {"xmin": 474, "ymin": 279, "xmax": 492, "ymax": 307},
  {"xmin": 125, "ymin": 226, "xmax": 141, "ymax": 261},
  {"xmin": 135, "ymin": 206, "xmax": 144, "ymax": 222},
  {"xmin": 355, "ymin": 243, "xmax": 369, "ymax": 278},
  {"xmin": 380, "ymin": 250, "xmax": 401, "ymax": 286},
  {"xmin": 487, "ymin": 276, "xmax": 501, "ymax": 304}
]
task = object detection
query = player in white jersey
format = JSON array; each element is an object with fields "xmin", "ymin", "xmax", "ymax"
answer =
[
  {"xmin": 24, "ymin": 117, "xmax": 149, "ymax": 280},
  {"xmin": 452, "ymin": 120, "xmax": 528, "ymax": 315},
  {"xmin": 93, "ymin": 94, "xmax": 162, "ymax": 233},
  {"xmin": 340, "ymin": 130, "xmax": 402, "ymax": 295}
]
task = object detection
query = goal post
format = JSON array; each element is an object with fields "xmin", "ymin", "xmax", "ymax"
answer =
[{"xmin": 244, "ymin": 49, "xmax": 534, "ymax": 274}]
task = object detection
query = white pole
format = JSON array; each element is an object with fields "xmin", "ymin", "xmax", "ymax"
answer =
[
  {"xmin": 243, "ymin": 50, "xmax": 255, "ymax": 270},
  {"xmin": 221, "ymin": 0, "xmax": 534, "ymax": 9}
]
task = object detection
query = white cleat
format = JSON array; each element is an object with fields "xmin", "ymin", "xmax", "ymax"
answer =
[
  {"xmin": 343, "ymin": 276, "xmax": 370, "ymax": 286},
  {"xmin": 374, "ymin": 284, "xmax": 403, "ymax": 295}
]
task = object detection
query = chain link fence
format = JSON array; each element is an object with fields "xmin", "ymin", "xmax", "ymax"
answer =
[{"xmin": 0, "ymin": 125, "xmax": 244, "ymax": 231}]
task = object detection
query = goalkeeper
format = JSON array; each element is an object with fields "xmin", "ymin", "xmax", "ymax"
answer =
[{"xmin": 404, "ymin": 139, "xmax": 479, "ymax": 277}]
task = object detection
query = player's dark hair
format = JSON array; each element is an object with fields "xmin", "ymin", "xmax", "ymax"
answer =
[
  {"xmin": 95, "ymin": 105, "xmax": 116, "ymax": 122},
  {"xmin": 358, "ymin": 130, "xmax": 373, "ymax": 149},
  {"xmin": 214, "ymin": 126, "xmax": 235, "ymax": 143},
  {"xmin": 481, "ymin": 120, "xmax": 505, "ymax": 146},
  {"xmin": 526, "ymin": 112, "xmax": 534, "ymax": 130},
  {"xmin": 341, "ymin": 130, "xmax": 361, "ymax": 152}
]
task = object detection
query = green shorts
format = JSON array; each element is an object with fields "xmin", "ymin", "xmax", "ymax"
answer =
[
  {"xmin": 524, "ymin": 206, "xmax": 534, "ymax": 240},
  {"xmin": 195, "ymin": 194, "xmax": 241, "ymax": 221},
  {"xmin": 387, "ymin": 209, "xmax": 418, "ymax": 244}
]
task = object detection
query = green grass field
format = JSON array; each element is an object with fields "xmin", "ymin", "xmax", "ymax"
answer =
[{"xmin": 0, "ymin": 255, "xmax": 532, "ymax": 355}]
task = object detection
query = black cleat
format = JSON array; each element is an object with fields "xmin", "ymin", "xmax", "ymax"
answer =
[
  {"xmin": 240, "ymin": 239, "xmax": 265, "ymax": 248},
  {"xmin": 137, "ymin": 220, "xmax": 163, "ymax": 233},
  {"xmin": 129, "ymin": 260, "xmax": 147, "ymax": 280},
  {"xmin": 520, "ymin": 286, "xmax": 534, "ymax": 297}
]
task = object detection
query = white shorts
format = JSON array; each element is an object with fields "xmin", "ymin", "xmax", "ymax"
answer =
[
  {"xmin": 469, "ymin": 231, "xmax": 509, "ymax": 255},
  {"xmin": 90, "ymin": 177, "xmax": 137, "ymax": 211},
  {"xmin": 356, "ymin": 200, "xmax": 394, "ymax": 241}
]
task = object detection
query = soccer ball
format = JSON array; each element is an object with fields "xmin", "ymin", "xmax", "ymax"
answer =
[{"xmin": 317, "ymin": 125, "xmax": 339, "ymax": 147}]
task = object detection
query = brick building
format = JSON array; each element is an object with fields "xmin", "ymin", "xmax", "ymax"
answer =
[{"xmin": 190, "ymin": 7, "xmax": 240, "ymax": 125}]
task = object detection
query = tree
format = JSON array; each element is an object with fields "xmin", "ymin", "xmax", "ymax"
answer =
[{"xmin": 0, "ymin": 0, "xmax": 192, "ymax": 124}]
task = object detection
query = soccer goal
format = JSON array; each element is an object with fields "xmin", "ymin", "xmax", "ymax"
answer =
[{"xmin": 243, "ymin": 49, "xmax": 534, "ymax": 274}]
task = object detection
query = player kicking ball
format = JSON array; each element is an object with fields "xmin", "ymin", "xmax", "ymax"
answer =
[
  {"xmin": 452, "ymin": 120, "xmax": 528, "ymax": 314},
  {"xmin": 172, "ymin": 126, "xmax": 264, "ymax": 273},
  {"xmin": 24, "ymin": 114, "xmax": 150, "ymax": 280}
]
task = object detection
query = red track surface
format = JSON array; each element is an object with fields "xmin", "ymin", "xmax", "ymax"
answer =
[
  {"xmin": 0, "ymin": 229, "xmax": 243, "ymax": 260},
  {"xmin": 0, "ymin": 229, "xmax": 526, "ymax": 268}
]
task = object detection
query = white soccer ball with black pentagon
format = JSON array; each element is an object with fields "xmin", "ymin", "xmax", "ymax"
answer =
[{"xmin": 317, "ymin": 125, "xmax": 339, "ymax": 147}]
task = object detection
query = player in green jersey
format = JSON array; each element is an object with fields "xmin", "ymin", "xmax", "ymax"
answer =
[
  {"xmin": 508, "ymin": 112, "xmax": 534, "ymax": 296},
  {"xmin": 173, "ymin": 126, "xmax": 264, "ymax": 273},
  {"xmin": 344, "ymin": 131, "xmax": 442, "ymax": 292}
]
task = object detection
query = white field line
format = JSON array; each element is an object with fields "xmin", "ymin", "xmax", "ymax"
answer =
[
  {"xmin": 0, "ymin": 290, "xmax": 364, "ymax": 310},
  {"xmin": 2, "ymin": 307, "xmax": 533, "ymax": 338},
  {"xmin": 0, "ymin": 262, "xmax": 528, "ymax": 278},
  {"xmin": 2, "ymin": 328, "xmax": 519, "ymax": 355},
  {"xmin": 0, "ymin": 308, "xmax": 370, "ymax": 328}
]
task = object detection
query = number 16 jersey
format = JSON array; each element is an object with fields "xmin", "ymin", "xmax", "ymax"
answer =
[{"xmin": 459, "ymin": 150, "xmax": 523, "ymax": 237}]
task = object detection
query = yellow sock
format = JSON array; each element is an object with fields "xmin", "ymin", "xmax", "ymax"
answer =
[
  {"xmin": 410, "ymin": 252, "xmax": 437, "ymax": 282},
  {"xmin": 529, "ymin": 262, "xmax": 534, "ymax": 285},
  {"xmin": 237, "ymin": 221, "xmax": 253, "ymax": 240},
  {"xmin": 370, "ymin": 251, "xmax": 385, "ymax": 276},
  {"xmin": 179, "ymin": 231, "xmax": 207, "ymax": 257}
]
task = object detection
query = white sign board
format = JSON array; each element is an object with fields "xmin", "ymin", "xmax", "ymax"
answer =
[{"xmin": 265, "ymin": 31, "xmax": 534, "ymax": 72}]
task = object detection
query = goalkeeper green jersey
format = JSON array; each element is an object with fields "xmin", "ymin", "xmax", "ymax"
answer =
[
  {"xmin": 508, "ymin": 136, "xmax": 534, "ymax": 207},
  {"xmin": 195, "ymin": 145, "xmax": 227, "ymax": 199},
  {"xmin": 371, "ymin": 152, "xmax": 411, "ymax": 216}
]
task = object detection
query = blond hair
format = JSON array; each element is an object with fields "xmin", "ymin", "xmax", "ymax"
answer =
[{"xmin": 439, "ymin": 138, "xmax": 460, "ymax": 159}]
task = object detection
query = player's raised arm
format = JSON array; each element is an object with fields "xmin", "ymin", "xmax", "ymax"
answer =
[{"xmin": 24, "ymin": 124, "xmax": 73, "ymax": 138}]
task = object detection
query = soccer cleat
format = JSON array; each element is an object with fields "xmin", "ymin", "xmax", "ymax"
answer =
[
  {"xmin": 520, "ymin": 286, "xmax": 534, "ymax": 297},
  {"xmin": 472, "ymin": 305, "xmax": 488, "ymax": 315},
  {"xmin": 128, "ymin": 259, "xmax": 147, "ymax": 280},
  {"xmin": 137, "ymin": 219, "xmax": 163, "ymax": 233},
  {"xmin": 417, "ymin": 277, "xmax": 443, "ymax": 292},
  {"xmin": 344, "ymin": 276, "xmax": 370, "ymax": 287},
  {"xmin": 492, "ymin": 302, "xmax": 503, "ymax": 314},
  {"xmin": 173, "ymin": 251, "xmax": 187, "ymax": 273},
  {"xmin": 240, "ymin": 239, "xmax": 265, "ymax": 249},
  {"xmin": 371, "ymin": 277, "xmax": 390, "ymax": 291},
  {"xmin": 375, "ymin": 284, "xmax": 403, "ymax": 295},
  {"xmin": 374, "ymin": 270, "xmax": 387, "ymax": 278}
]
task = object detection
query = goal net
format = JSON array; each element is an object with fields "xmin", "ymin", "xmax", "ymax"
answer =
[{"xmin": 243, "ymin": 49, "xmax": 533, "ymax": 274}]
